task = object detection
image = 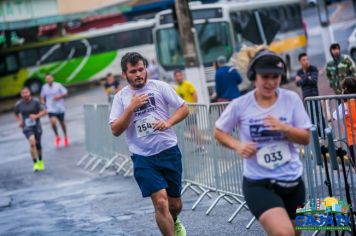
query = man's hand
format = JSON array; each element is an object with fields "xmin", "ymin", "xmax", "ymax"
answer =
[
  {"xmin": 29, "ymin": 114, "xmax": 37, "ymax": 120},
  {"xmin": 53, "ymin": 95, "xmax": 61, "ymax": 100},
  {"xmin": 128, "ymin": 94, "xmax": 149, "ymax": 112},
  {"xmin": 295, "ymin": 75, "xmax": 302, "ymax": 82},
  {"xmin": 153, "ymin": 120, "xmax": 172, "ymax": 131}
]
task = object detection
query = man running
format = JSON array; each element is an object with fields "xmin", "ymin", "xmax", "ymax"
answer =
[
  {"xmin": 109, "ymin": 52, "xmax": 188, "ymax": 236},
  {"xmin": 15, "ymin": 87, "xmax": 48, "ymax": 171},
  {"xmin": 40, "ymin": 73, "xmax": 69, "ymax": 148}
]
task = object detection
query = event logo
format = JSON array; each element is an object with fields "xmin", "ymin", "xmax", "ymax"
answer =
[{"xmin": 295, "ymin": 197, "xmax": 351, "ymax": 231}]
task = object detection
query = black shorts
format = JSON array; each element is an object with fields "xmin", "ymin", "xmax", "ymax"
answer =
[
  {"xmin": 48, "ymin": 112, "xmax": 65, "ymax": 122},
  {"xmin": 23, "ymin": 127, "xmax": 42, "ymax": 146},
  {"xmin": 243, "ymin": 177, "xmax": 305, "ymax": 219}
]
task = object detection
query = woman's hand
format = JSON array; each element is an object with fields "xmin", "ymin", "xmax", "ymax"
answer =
[
  {"xmin": 264, "ymin": 115, "xmax": 290, "ymax": 133},
  {"xmin": 235, "ymin": 142, "xmax": 257, "ymax": 159}
]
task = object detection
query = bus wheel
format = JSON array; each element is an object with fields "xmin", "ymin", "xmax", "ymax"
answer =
[{"xmin": 26, "ymin": 79, "xmax": 43, "ymax": 94}]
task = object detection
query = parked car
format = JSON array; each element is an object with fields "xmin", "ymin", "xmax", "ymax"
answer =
[{"xmin": 348, "ymin": 27, "xmax": 356, "ymax": 61}]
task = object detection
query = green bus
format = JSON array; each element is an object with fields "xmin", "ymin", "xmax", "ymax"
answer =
[{"xmin": 0, "ymin": 19, "xmax": 155, "ymax": 99}]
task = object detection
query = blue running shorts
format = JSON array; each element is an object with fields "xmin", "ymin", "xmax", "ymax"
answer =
[{"xmin": 131, "ymin": 145, "xmax": 182, "ymax": 198}]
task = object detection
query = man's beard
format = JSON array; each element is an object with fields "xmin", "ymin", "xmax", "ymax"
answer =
[{"xmin": 128, "ymin": 75, "xmax": 147, "ymax": 89}]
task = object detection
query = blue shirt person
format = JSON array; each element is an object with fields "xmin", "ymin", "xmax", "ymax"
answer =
[{"xmin": 214, "ymin": 56, "xmax": 242, "ymax": 101}]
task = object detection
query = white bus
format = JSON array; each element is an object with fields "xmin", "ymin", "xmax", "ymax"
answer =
[
  {"xmin": 153, "ymin": 0, "xmax": 307, "ymax": 94},
  {"xmin": 0, "ymin": 19, "xmax": 156, "ymax": 98}
]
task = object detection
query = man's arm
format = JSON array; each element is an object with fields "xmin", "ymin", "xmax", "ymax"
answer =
[
  {"xmin": 110, "ymin": 106, "xmax": 135, "ymax": 136},
  {"xmin": 14, "ymin": 113, "xmax": 23, "ymax": 128},
  {"xmin": 167, "ymin": 104, "xmax": 189, "ymax": 126},
  {"xmin": 34, "ymin": 109, "xmax": 48, "ymax": 119},
  {"xmin": 192, "ymin": 92, "xmax": 198, "ymax": 103},
  {"xmin": 110, "ymin": 94, "xmax": 148, "ymax": 136},
  {"xmin": 153, "ymin": 104, "xmax": 189, "ymax": 131},
  {"xmin": 231, "ymin": 68, "xmax": 242, "ymax": 85},
  {"xmin": 295, "ymin": 70, "xmax": 304, "ymax": 86},
  {"xmin": 345, "ymin": 56, "xmax": 356, "ymax": 76},
  {"xmin": 306, "ymin": 67, "xmax": 318, "ymax": 86},
  {"xmin": 55, "ymin": 84, "xmax": 68, "ymax": 100}
]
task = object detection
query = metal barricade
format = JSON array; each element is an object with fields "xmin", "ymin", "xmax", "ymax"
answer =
[
  {"xmin": 304, "ymin": 95, "xmax": 356, "ymax": 208},
  {"xmin": 77, "ymin": 104, "xmax": 133, "ymax": 176},
  {"xmin": 176, "ymin": 103, "xmax": 250, "ymax": 225}
]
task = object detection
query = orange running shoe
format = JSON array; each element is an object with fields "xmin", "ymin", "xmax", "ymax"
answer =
[
  {"xmin": 64, "ymin": 137, "xmax": 69, "ymax": 147},
  {"xmin": 55, "ymin": 136, "xmax": 61, "ymax": 148}
]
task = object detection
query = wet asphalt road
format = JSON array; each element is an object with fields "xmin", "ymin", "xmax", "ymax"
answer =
[
  {"xmin": 0, "ymin": 86, "xmax": 270, "ymax": 236},
  {"xmin": 1, "ymin": 2, "xmax": 355, "ymax": 235}
]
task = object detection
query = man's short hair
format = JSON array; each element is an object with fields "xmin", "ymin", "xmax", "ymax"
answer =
[
  {"xmin": 173, "ymin": 69, "xmax": 182, "ymax": 76},
  {"xmin": 217, "ymin": 56, "xmax": 226, "ymax": 65},
  {"xmin": 21, "ymin": 86, "xmax": 30, "ymax": 93},
  {"xmin": 298, "ymin": 52, "xmax": 307, "ymax": 61},
  {"xmin": 121, "ymin": 52, "xmax": 147, "ymax": 72}
]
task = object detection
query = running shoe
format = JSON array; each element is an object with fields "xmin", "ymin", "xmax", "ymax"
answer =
[
  {"xmin": 37, "ymin": 160, "xmax": 45, "ymax": 171},
  {"xmin": 174, "ymin": 218, "xmax": 186, "ymax": 236},
  {"xmin": 55, "ymin": 136, "xmax": 61, "ymax": 148},
  {"xmin": 64, "ymin": 137, "xmax": 69, "ymax": 147},
  {"xmin": 33, "ymin": 162, "xmax": 40, "ymax": 172}
]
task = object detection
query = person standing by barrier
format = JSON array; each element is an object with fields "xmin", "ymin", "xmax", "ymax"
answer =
[
  {"xmin": 332, "ymin": 77, "xmax": 356, "ymax": 164},
  {"xmin": 173, "ymin": 69, "xmax": 206, "ymax": 153},
  {"xmin": 109, "ymin": 52, "xmax": 189, "ymax": 236},
  {"xmin": 40, "ymin": 73, "xmax": 69, "ymax": 148},
  {"xmin": 295, "ymin": 52, "xmax": 319, "ymax": 99},
  {"xmin": 296, "ymin": 52, "xmax": 325, "ymax": 137},
  {"xmin": 326, "ymin": 43, "xmax": 356, "ymax": 94},
  {"xmin": 214, "ymin": 50, "xmax": 311, "ymax": 236},
  {"xmin": 147, "ymin": 58, "xmax": 159, "ymax": 80},
  {"xmin": 214, "ymin": 55, "xmax": 242, "ymax": 102},
  {"xmin": 104, "ymin": 73, "xmax": 121, "ymax": 103},
  {"xmin": 15, "ymin": 87, "xmax": 48, "ymax": 171}
]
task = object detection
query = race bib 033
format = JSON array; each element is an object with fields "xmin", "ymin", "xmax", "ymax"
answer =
[{"xmin": 256, "ymin": 142, "xmax": 291, "ymax": 170}]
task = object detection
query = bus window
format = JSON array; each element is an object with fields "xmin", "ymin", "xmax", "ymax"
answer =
[
  {"xmin": 156, "ymin": 28, "xmax": 184, "ymax": 69},
  {"xmin": 19, "ymin": 49, "xmax": 38, "ymax": 67},
  {"xmin": 38, "ymin": 44, "xmax": 65, "ymax": 64},
  {"xmin": 5, "ymin": 54, "xmax": 19, "ymax": 73},
  {"xmin": 197, "ymin": 22, "xmax": 232, "ymax": 65},
  {"xmin": 115, "ymin": 27, "xmax": 153, "ymax": 49},
  {"xmin": 88, "ymin": 36, "xmax": 109, "ymax": 54},
  {"xmin": 230, "ymin": 11, "xmax": 263, "ymax": 46},
  {"xmin": 155, "ymin": 22, "xmax": 231, "ymax": 69},
  {"xmin": 257, "ymin": 10, "xmax": 281, "ymax": 44},
  {"xmin": 64, "ymin": 40, "xmax": 87, "ymax": 58}
]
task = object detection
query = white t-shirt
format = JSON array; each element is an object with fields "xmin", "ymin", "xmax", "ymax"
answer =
[
  {"xmin": 215, "ymin": 88, "xmax": 312, "ymax": 181},
  {"xmin": 109, "ymin": 80, "xmax": 185, "ymax": 156},
  {"xmin": 40, "ymin": 82, "xmax": 68, "ymax": 113}
]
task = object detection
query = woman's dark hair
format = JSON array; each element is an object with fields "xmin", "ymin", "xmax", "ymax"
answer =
[
  {"xmin": 342, "ymin": 77, "xmax": 356, "ymax": 94},
  {"xmin": 121, "ymin": 52, "xmax": 147, "ymax": 72}
]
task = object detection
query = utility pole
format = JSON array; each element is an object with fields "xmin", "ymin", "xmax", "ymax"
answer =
[
  {"xmin": 174, "ymin": 0, "xmax": 210, "ymax": 104},
  {"xmin": 317, "ymin": 0, "xmax": 335, "ymax": 63}
]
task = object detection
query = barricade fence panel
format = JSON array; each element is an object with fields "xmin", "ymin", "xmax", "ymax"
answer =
[
  {"xmin": 305, "ymin": 95, "xmax": 356, "ymax": 206},
  {"xmin": 83, "ymin": 104, "xmax": 132, "ymax": 174},
  {"xmin": 82, "ymin": 96, "xmax": 356, "ymax": 224}
]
